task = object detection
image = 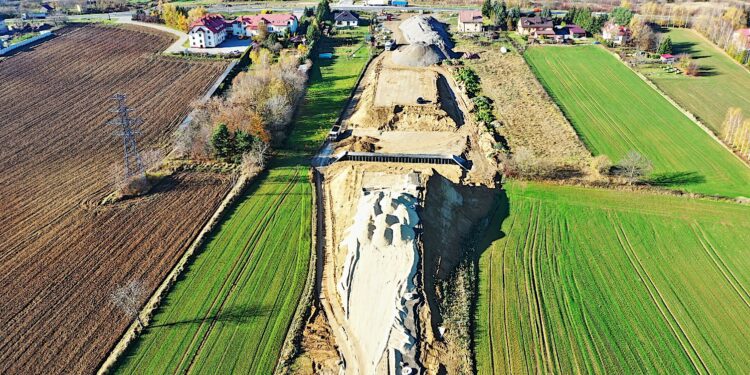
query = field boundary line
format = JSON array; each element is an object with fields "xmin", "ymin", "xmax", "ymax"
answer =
[
  {"xmin": 96, "ymin": 172, "xmax": 248, "ymax": 375},
  {"xmin": 274, "ymin": 168, "xmax": 318, "ymax": 375},
  {"xmin": 607, "ymin": 48, "xmax": 750, "ymax": 170}
]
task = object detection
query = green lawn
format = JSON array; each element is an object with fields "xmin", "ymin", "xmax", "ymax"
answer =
[
  {"xmin": 113, "ymin": 29, "xmax": 370, "ymax": 374},
  {"xmin": 476, "ymin": 181, "xmax": 750, "ymax": 374},
  {"xmin": 525, "ymin": 46, "xmax": 750, "ymax": 198},
  {"xmin": 639, "ymin": 28, "xmax": 750, "ymax": 135}
]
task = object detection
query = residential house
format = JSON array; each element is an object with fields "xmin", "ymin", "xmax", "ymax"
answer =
[
  {"xmin": 457, "ymin": 10, "xmax": 483, "ymax": 33},
  {"xmin": 334, "ymin": 11, "xmax": 359, "ymax": 28},
  {"xmin": 517, "ymin": 16, "xmax": 553, "ymax": 36},
  {"xmin": 188, "ymin": 14, "xmax": 227, "ymax": 48},
  {"xmin": 564, "ymin": 24, "xmax": 586, "ymax": 39},
  {"xmin": 602, "ymin": 24, "xmax": 630, "ymax": 45},
  {"xmin": 232, "ymin": 13, "xmax": 298, "ymax": 38}
]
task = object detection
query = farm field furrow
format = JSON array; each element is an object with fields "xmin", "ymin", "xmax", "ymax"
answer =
[
  {"xmin": 476, "ymin": 182, "xmax": 750, "ymax": 374},
  {"xmin": 0, "ymin": 24, "xmax": 230, "ymax": 374},
  {"xmin": 642, "ymin": 28, "xmax": 750, "ymax": 134},
  {"xmin": 525, "ymin": 46, "xmax": 750, "ymax": 198},
  {"xmin": 113, "ymin": 29, "xmax": 370, "ymax": 374}
]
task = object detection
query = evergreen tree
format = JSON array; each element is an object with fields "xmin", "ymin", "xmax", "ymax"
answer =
[
  {"xmin": 573, "ymin": 7, "xmax": 593, "ymax": 31},
  {"xmin": 564, "ymin": 7, "xmax": 578, "ymax": 24},
  {"xmin": 315, "ymin": 0, "xmax": 332, "ymax": 23},
  {"xmin": 493, "ymin": 1, "xmax": 507, "ymax": 27},
  {"xmin": 589, "ymin": 14, "xmax": 609, "ymax": 35},
  {"xmin": 482, "ymin": 0, "xmax": 493, "ymax": 18},
  {"xmin": 211, "ymin": 123, "xmax": 233, "ymax": 159},
  {"xmin": 611, "ymin": 6, "xmax": 633, "ymax": 26},
  {"xmin": 541, "ymin": 7, "xmax": 552, "ymax": 18},
  {"xmin": 658, "ymin": 36, "xmax": 673, "ymax": 54}
]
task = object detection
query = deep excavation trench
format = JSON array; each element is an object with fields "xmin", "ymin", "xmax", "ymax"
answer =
[{"xmin": 285, "ymin": 15, "xmax": 502, "ymax": 374}]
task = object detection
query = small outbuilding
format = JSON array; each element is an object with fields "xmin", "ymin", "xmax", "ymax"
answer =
[
  {"xmin": 457, "ymin": 10, "xmax": 483, "ymax": 33},
  {"xmin": 660, "ymin": 53, "xmax": 676, "ymax": 64},
  {"xmin": 334, "ymin": 11, "xmax": 359, "ymax": 28}
]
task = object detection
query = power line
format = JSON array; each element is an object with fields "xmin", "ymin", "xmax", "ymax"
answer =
[{"xmin": 108, "ymin": 93, "xmax": 145, "ymax": 180}]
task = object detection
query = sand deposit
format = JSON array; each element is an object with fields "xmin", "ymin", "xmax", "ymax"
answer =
[
  {"xmin": 391, "ymin": 44, "xmax": 445, "ymax": 68},
  {"xmin": 374, "ymin": 69, "xmax": 438, "ymax": 107},
  {"xmin": 343, "ymin": 129, "xmax": 466, "ymax": 156},
  {"xmin": 337, "ymin": 173, "xmax": 423, "ymax": 375},
  {"xmin": 346, "ymin": 58, "xmax": 460, "ymax": 132}
]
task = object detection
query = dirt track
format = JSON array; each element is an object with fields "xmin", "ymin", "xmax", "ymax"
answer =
[{"xmin": 0, "ymin": 24, "xmax": 230, "ymax": 374}]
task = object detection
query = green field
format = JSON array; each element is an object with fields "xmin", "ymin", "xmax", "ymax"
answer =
[
  {"xmin": 476, "ymin": 182, "xmax": 750, "ymax": 374},
  {"xmin": 114, "ymin": 29, "xmax": 370, "ymax": 374},
  {"xmin": 525, "ymin": 46, "xmax": 750, "ymax": 198},
  {"xmin": 639, "ymin": 28, "xmax": 750, "ymax": 134}
]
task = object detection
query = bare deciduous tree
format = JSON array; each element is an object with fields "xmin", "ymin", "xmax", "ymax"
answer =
[
  {"xmin": 111, "ymin": 280, "xmax": 146, "ymax": 328},
  {"xmin": 241, "ymin": 141, "xmax": 270, "ymax": 175},
  {"xmin": 617, "ymin": 150, "xmax": 653, "ymax": 181}
]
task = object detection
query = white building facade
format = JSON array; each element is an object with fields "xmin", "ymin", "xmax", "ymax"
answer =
[{"xmin": 188, "ymin": 14, "xmax": 228, "ymax": 48}]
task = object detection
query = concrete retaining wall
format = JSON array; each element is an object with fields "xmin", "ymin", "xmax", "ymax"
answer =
[{"xmin": 0, "ymin": 31, "xmax": 53, "ymax": 55}]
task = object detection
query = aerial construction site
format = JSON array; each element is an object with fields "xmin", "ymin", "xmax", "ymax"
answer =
[{"xmin": 295, "ymin": 15, "xmax": 500, "ymax": 374}]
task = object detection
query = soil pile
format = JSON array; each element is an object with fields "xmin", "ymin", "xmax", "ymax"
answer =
[
  {"xmin": 346, "ymin": 60, "xmax": 459, "ymax": 131},
  {"xmin": 336, "ymin": 135, "xmax": 381, "ymax": 153}
]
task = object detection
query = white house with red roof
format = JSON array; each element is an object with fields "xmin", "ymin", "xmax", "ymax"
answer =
[
  {"xmin": 188, "ymin": 14, "xmax": 228, "ymax": 48},
  {"xmin": 231, "ymin": 13, "xmax": 298, "ymax": 38},
  {"xmin": 457, "ymin": 10, "xmax": 483, "ymax": 33},
  {"xmin": 602, "ymin": 22, "xmax": 630, "ymax": 45}
]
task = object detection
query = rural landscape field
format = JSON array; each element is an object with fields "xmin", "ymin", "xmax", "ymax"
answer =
[
  {"xmin": 526, "ymin": 46, "xmax": 750, "ymax": 197},
  {"xmin": 2, "ymin": 1, "xmax": 750, "ymax": 374},
  {"xmin": 0, "ymin": 24, "xmax": 231, "ymax": 374},
  {"xmin": 641, "ymin": 28, "xmax": 750, "ymax": 134},
  {"xmin": 476, "ymin": 182, "xmax": 750, "ymax": 374},
  {"xmin": 113, "ymin": 30, "xmax": 370, "ymax": 374}
]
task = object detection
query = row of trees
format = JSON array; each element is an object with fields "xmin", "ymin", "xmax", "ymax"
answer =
[
  {"xmin": 481, "ymin": 0, "xmax": 522, "ymax": 31},
  {"xmin": 723, "ymin": 108, "xmax": 750, "ymax": 160},
  {"xmin": 503, "ymin": 148, "xmax": 653, "ymax": 183},
  {"xmin": 455, "ymin": 67, "xmax": 496, "ymax": 125},
  {"xmin": 174, "ymin": 54, "xmax": 306, "ymax": 167},
  {"xmin": 161, "ymin": 4, "xmax": 207, "ymax": 32},
  {"xmin": 640, "ymin": 3, "xmax": 749, "ymax": 63},
  {"xmin": 564, "ymin": 7, "xmax": 610, "ymax": 35},
  {"xmin": 692, "ymin": 6, "xmax": 749, "ymax": 63}
]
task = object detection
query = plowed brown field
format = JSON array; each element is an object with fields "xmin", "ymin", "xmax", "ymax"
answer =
[{"xmin": 0, "ymin": 24, "xmax": 231, "ymax": 374}]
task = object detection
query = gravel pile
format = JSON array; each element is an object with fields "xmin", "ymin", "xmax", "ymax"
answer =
[
  {"xmin": 394, "ymin": 15, "xmax": 455, "ymax": 66},
  {"xmin": 391, "ymin": 43, "xmax": 445, "ymax": 67}
]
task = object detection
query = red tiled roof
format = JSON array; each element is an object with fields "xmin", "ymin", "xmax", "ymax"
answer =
[
  {"xmin": 190, "ymin": 14, "xmax": 227, "ymax": 34},
  {"xmin": 234, "ymin": 13, "xmax": 297, "ymax": 30},
  {"xmin": 661, "ymin": 54, "xmax": 675, "ymax": 59},
  {"xmin": 459, "ymin": 10, "xmax": 483, "ymax": 24}
]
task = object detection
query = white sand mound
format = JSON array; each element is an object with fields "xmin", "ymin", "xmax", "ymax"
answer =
[
  {"xmin": 337, "ymin": 174, "xmax": 422, "ymax": 374},
  {"xmin": 391, "ymin": 43, "xmax": 445, "ymax": 67}
]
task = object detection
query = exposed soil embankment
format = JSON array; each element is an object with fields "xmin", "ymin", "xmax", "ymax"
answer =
[
  {"xmin": 461, "ymin": 43, "xmax": 590, "ymax": 166},
  {"xmin": 346, "ymin": 57, "xmax": 460, "ymax": 132}
]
